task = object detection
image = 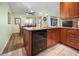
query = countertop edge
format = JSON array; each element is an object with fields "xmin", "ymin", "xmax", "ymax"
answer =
[{"xmin": 23, "ymin": 27, "xmax": 79, "ymax": 31}]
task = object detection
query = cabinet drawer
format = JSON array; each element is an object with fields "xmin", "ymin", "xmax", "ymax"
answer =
[
  {"xmin": 67, "ymin": 29, "xmax": 79, "ymax": 35},
  {"xmin": 67, "ymin": 37, "xmax": 79, "ymax": 49}
]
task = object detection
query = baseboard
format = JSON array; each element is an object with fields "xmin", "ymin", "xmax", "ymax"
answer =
[{"xmin": 0, "ymin": 33, "xmax": 13, "ymax": 54}]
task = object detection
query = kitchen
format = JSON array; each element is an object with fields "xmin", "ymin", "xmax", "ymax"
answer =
[
  {"xmin": 0, "ymin": 2, "xmax": 79, "ymax": 56},
  {"xmin": 23, "ymin": 2, "xmax": 79, "ymax": 56}
]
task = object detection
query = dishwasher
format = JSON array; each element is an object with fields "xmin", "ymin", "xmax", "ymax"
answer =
[{"xmin": 32, "ymin": 30, "xmax": 47, "ymax": 55}]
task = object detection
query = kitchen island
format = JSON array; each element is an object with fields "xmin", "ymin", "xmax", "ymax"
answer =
[
  {"xmin": 23, "ymin": 27, "xmax": 60, "ymax": 56},
  {"xmin": 23, "ymin": 27, "xmax": 79, "ymax": 56}
]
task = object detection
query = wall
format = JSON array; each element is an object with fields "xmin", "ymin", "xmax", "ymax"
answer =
[
  {"xmin": 0, "ymin": 3, "xmax": 13, "ymax": 54},
  {"xmin": 12, "ymin": 13, "xmax": 37, "ymax": 33},
  {"xmin": 11, "ymin": 13, "xmax": 26, "ymax": 33}
]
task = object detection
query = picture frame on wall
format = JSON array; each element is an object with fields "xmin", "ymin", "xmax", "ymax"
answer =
[
  {"xmin": 15, "ymin": 18, "xmax": 21, "ymax": 24},
  {"xmin": 8, "ymin": 12, "xmax": 11, "ymax": 24}
]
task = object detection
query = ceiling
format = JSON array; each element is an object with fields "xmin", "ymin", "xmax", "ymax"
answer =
[{"xmin": 9, "ymin": 2, "xmax": 60, "ymax": 14}]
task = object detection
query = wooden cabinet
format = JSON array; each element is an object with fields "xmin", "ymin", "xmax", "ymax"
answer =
[
  {"xmin": 69, "ymin": 3, "xmax": 79, "ymax": 18},
  {"xmin": 60, "ymin": 28, "xmax": 67, "ymax": 44},
  {"xmin": 60, "ymin": 2, "xmax": 79, "ymax": 19},
  {"xmin": 67, "ymin": 29, "xmax": 79, "ymax": 49},
  {"xmin": 60, "ymin": 2, "xmax": 70, "ymax": 19},
  {"xmin": 61, "ymin": 28, "xmax": 79, "ymax": 49},
  {"xmin": 23, "ymin": 29, "xmax": 32, "ymax": 56},
  {"xmin": 47, "ymin": 29, "xmax": 60, "ymax": 48}
]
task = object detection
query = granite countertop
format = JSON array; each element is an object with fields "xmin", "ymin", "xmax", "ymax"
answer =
[
  {"xmin": 23, "ymin": 26, "xmax": 79, "ymax": 31},
  {"xmin": 23, "ymin": 26, "xmax": 60, "ymax": 31}
]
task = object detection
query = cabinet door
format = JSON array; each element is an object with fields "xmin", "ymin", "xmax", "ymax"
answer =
[
  {"xmin": 60, "ymin": 2, "xmax": 70, "ymax": 19},
  {"xmin": 47, "ymin": 29, "xmax": 60, "ymax": 48},
  {"xmin": 47, "ymin": 29, "xmax": 54, "ymax": 48},
  {"xmin": 56, "ymin": 29, "xmax": 60, "ymax": 42},
  {"xmin": 69, "ymin": 3, "xmax": 79, "ymax": 18},
  {"xmin": 60, "ymin": 28, "xmax": 67, "ymax": 44},
  {"xmin": 60, "ymin": 2, "xmax": 79, "ymax": 19}
]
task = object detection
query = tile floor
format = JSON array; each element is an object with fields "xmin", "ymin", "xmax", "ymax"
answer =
[
  {"xmin": 1, "ymin": 33, "xmax": 79, "ymax": 56},
  {"xmin": 37, "ymin": 44, "xmax": 79, "ymax": 56},
  {"xmin": 1, "ymin": 44, "xmax": 79, "ymax": 56}
]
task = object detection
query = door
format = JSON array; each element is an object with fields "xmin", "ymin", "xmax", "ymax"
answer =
[
  {"xmin": 69, "ymin": 2, "xmax": 79, "ymax": 18},
  {"xmin": 60, "ymin": 2, "xmax": 70, "ymax": 19},
  {"xmin": 60, "ymin": 28, "xmax": 67, "ymax": 44},
  {"xmin": 47, "ymin": 29, "xmax": 60, "ymax": 48}
]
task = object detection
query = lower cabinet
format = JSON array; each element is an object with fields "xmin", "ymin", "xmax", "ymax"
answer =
[
  {"xmin": 47, "ymin": 29, "xmax": 60, "ymax": 48},
  {"xmin": 67, "ymin": 37, "xmax": 79, "ymax": 49},
  {"xmin": 23, "ymin": 29, "xmax": 32, "ymax": 56},
  {"xmin": 66, "ymin": 29, "xmax": 79, "ymax": 49},
  {"xmin": 61, "ymin": 29, "xmax": 79, "ymax": 49},
  {"xmin": 60, "ymin": 28, "xmax": 67, "ymax": 44}
]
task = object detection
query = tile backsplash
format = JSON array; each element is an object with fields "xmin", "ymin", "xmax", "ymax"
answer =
[{"xmin": 72, "ymin": 18, "xmax": 79, "ymax": 27}]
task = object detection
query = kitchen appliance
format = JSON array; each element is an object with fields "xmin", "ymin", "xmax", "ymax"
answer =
[
  {"xmin": 32, "ymin": 30, "xmax": 47, "ymax": 55},
  {"xmin": 48, "ymin": 16, "xmax": 59, "ymax": 27},
  {"xmin": 62, "ymin": 21, "xmax": 73, "ymax": 27}
]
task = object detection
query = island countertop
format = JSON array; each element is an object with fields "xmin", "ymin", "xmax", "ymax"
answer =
[{"xmin": 23, "ymin": 26, "xmax": 79, "ymax": 31}]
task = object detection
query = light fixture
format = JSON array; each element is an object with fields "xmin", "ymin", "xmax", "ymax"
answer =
[
  {"xmin": 39, "ymin": 12, "xmax": 43, "ymax": 15},
  {"xmin": 30, "ymin": 10, "xmax": 34, "ymax": 13}
]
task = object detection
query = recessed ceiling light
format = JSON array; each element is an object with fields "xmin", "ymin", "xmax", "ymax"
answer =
[
  {"xmin": 39, "ymin": 12, "xmax": 43, "ymax": 14},
  {"xmin": 30, "ymin": 10, "xmax": 34, "ymax": 13}
]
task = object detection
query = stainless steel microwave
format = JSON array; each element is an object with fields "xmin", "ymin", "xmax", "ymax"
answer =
[{"xmin": 62, "ymin": 21, "xmax": 73, "ymax": 27}]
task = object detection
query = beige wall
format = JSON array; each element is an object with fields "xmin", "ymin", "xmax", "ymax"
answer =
[{"xmin": 0, "ymin": 3, "xmax": 13, "ymax": 53}]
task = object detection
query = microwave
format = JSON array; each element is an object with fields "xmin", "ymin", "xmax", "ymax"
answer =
[{"xmin": 62, "ymin": 21, "xmax": 73, "ymax": 27}]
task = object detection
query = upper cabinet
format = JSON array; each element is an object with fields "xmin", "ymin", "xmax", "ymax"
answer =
[
  {"xmin": 69, "ymin": 3, "xmax": 79, "ymax": 18},
  {"xmin": 60, "ymin": 2, "xmax": 70, "ymax": 19},
  {"xmin": 60, "ymin": 2, "xmax": 79, "ymax": 20}
]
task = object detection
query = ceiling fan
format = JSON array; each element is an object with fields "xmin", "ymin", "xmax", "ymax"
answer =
[{"xmin": 25, "ymin": 10, "xmax": 35, "ymax": 15}]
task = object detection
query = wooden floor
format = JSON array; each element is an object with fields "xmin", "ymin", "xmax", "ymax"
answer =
[
  {"xmin": 2, "ymin": 33, "xmax": 24, "ymax": 54},
  {"xmin": 1, "ymin": 33, "xmax": 79, "ymax": 56}
]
